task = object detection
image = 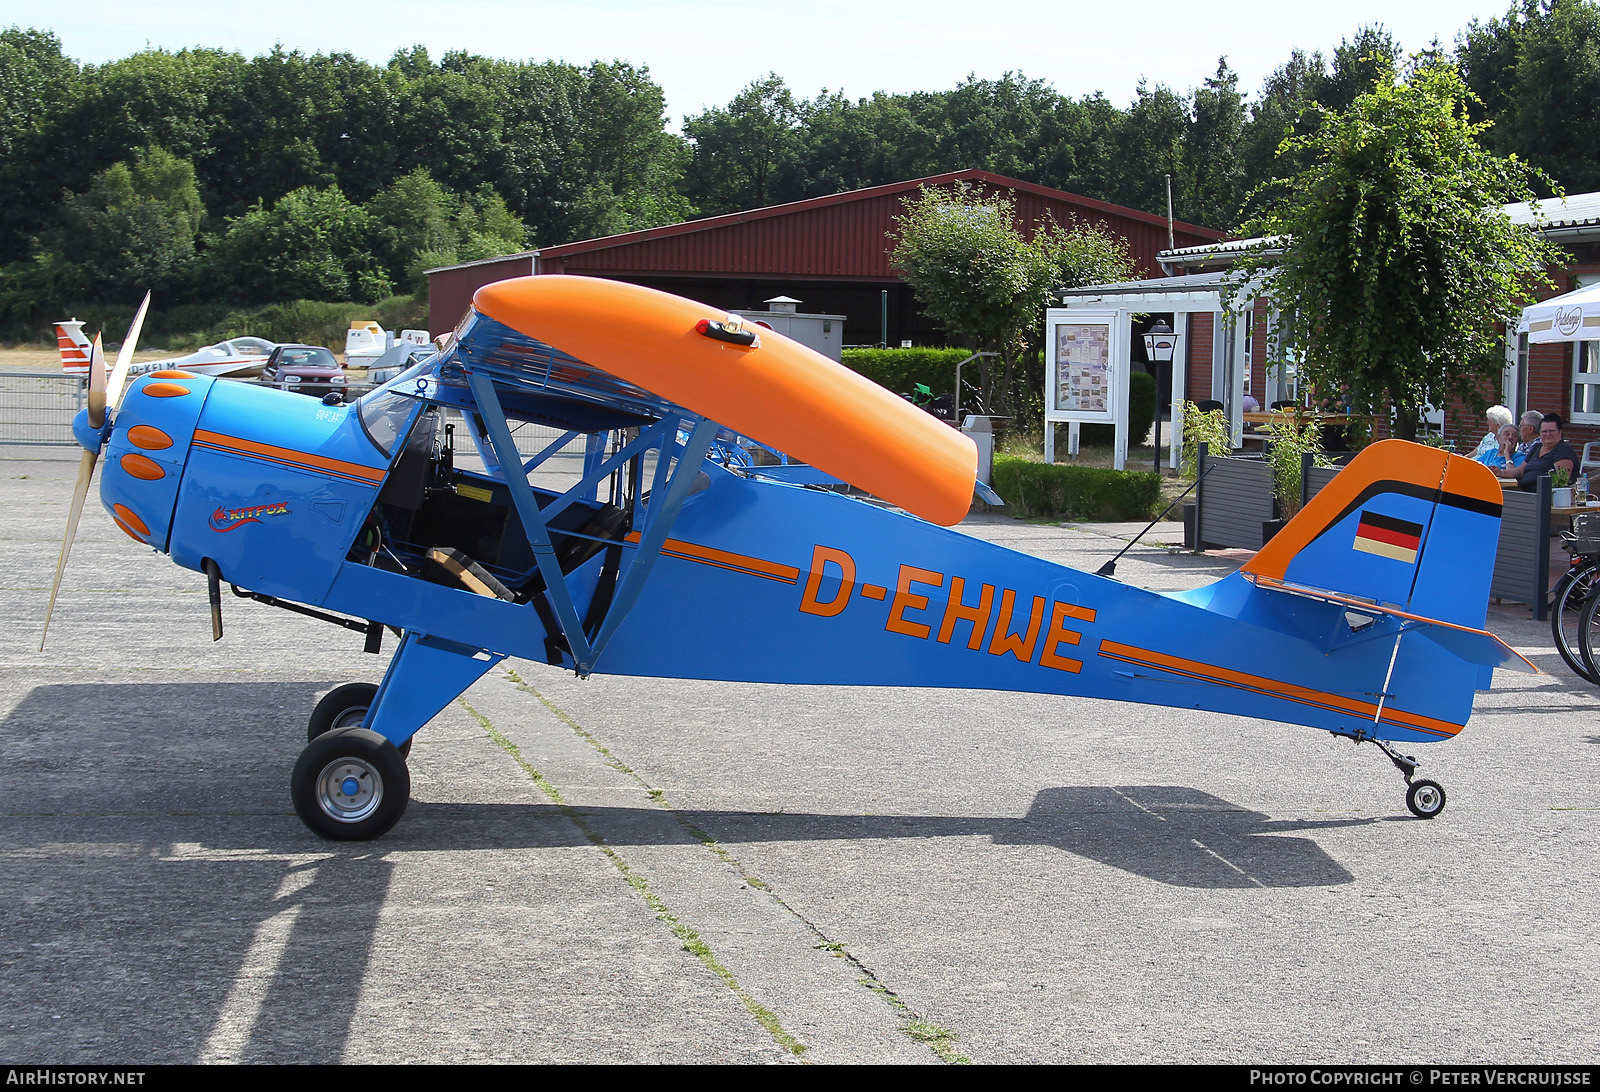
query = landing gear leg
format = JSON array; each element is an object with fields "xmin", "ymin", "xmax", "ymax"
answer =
[{"xmin": 1349, "ymin": 730, "xmax": 1447, "ymax": 819}]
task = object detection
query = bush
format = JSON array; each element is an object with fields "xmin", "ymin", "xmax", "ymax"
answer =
[
  {"xmin": 1080, "ymin": 369, "xmax": 1156, "ymax": 446},
  {"xmin": 207, "ymin": 294, "xmax": 428, "ymax": 350},
  {"xmin": 841, "ymin": 347, "xmax": 973, "ymax": 396},
  {"xmin": 991, "ymin": 455, "xmax": 1162, "ymax": 521}
]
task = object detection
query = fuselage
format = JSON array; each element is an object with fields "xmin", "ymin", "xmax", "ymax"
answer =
[{"xmin": 94, "ymin": 370, "xmax": 1480, "ymax": 748}]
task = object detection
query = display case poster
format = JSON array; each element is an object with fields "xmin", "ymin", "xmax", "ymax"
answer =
[{"xmin": 1053, "ymin": 323, "xmax": 1111, "ymax": 415}]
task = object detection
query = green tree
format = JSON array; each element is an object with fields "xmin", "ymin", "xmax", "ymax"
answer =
[
  {"xmin": 1320, "ymin": 25, "xmax": 1403, "ymax": 111},
  {"xmin": 204, "ymin": 184, "xmax": 390, "ymax": 303},
  {"xmin": 1458, "ymin": 0, "xmax": 1600, "ymax": 192},
  {"xmin": 1181, "ymin": 59, "xmax": 1247, "ymax": 228},
  {"xmin": 39, "ymin": 146, "xmax": 205, "ymax": 299},
  {"xmin": 889, "ymin": 183, "xmax": 1135, "ymax": 415},
  {"xmin": 0, "ymin": 28, "xmax": 82, "ymax": 262},
  {"xmin": 1238, "ymin": 50, "xmax": 1330, "ymax": 217},
  {"xmin": 1106, "ymin": 81, "xmax": 1186, "ymax": 216},
  {"xmin": 683, "ymin": 73, "xmax": 800, "ymax": 213},
  {"xmin": 1231, "ymin": 60, "xmax": 1563, "ymax": 440}
]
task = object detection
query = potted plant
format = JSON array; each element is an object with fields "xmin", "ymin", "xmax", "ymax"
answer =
[
  {"xmin": 1262, "ymin": 414, "xmax": 1334, "ymax": 543},
  {"xmin": 1182, "ymin": 402, "xmax": 1233, "ymax": 548},
  {"xmin": 1552, "ymin": 466, "xmax": 1573, "ymax": 508}
]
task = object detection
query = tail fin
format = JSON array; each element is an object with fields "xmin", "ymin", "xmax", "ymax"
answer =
[
  {"xmin": 56, "ymin": 320, "xmax": 91, "ymax": 376},
  {"xmin": 1242, "ymin": 439, "xmax": 1503, "ymax": 631}
]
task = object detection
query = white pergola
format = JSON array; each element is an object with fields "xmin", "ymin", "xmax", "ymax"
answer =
[{"xmin": 1054, "ymin": 272, "xmax": 1273, "ymax": 468}]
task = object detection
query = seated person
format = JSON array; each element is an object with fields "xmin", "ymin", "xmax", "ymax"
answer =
[
  {"xmin": 1516, "ymin": 410, "xmax": 1544, "ymax": 458},
  {"xmin": 1470, "ymin": 405, "xmax": 1515, "ymax": 460},
  {"xmin": 1504, "ymin": 413, "xmax": 1578, "ymax": 491},
  {"xmin": 1476, "ymin": 424, "xmax": 1525, "ymax": 470}
]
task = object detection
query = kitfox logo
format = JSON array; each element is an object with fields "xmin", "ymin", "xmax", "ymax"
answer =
[{"xmin": 209, "ymin": 501, "xmax": 290, "ymax": 532}]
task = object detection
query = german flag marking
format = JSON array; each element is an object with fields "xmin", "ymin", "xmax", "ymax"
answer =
[{"xmin": 1353, "ymin": 511, "xmax": 1422, "ymax": 564}]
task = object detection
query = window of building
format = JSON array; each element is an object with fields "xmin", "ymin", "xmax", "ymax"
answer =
[
  {"xmin": 1570, "ymin": 275, "xmax": 1599, "ymax": 425},
  {"xmin": 1572, "ymin": 341, "xmax": 1600, "ymax": 424}
]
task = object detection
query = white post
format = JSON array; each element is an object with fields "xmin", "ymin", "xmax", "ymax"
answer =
[
  {"xmin": 1113, "ymin": 309, "xmax": 1132, "ymax": 471},
  {"xmin": 1168, "ymin": 315, "xmax": 1187, "ymax": 471}
]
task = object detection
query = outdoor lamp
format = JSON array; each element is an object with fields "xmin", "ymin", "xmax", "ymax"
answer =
[
  {"xmin": 1143, "ymin": 319, "xmax": 1176, "ymax": 475},
  {"xmin": 1143, "ymin": 319, "xmax": 1175, "ymax": 364}
]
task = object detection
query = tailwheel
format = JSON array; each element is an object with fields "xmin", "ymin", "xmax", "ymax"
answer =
[
  {"xmin": 1406, "ymin": 779, "xmax": 1446, "ymax": 820},
  {"xmin": 309, "ymin": 682, "xmax": 411, "ymax": 759},
  {"xmin": 291, "ymin": 727, "xmax": 410, "ymax": 840},
  {"xmin": 1349, "ymin": 730, "xmax": 1448, "ymax": 820}
]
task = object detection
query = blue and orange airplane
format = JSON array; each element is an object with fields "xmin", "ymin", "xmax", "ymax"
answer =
[{"xmin": 43, "ymin": 277, "xmax": 1534, "ymax": 839}]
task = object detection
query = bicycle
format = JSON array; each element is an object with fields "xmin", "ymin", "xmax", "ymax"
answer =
[{"xmin": 1551, "ymin": 511, "xmax": 1600, "ymax": 682}]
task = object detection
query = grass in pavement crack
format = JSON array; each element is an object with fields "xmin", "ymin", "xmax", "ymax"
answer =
[
  {"xmin": 460, "ymin": 697, "xmax": 807, "ymax": 1059},
  {"xmin": 501, "ymin": 668, "xmax": 971, "ymax": 1064}
]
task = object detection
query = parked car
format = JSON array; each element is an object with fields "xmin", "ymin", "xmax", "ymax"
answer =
[{"xmin": 260, "ymin": 344, "xmax": 348, "ymax": 399}]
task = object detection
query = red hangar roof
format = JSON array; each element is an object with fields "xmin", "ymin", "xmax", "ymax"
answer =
[{"xmin": 533, "ymin": 169, "xmax": 1222, "ymax": 281}]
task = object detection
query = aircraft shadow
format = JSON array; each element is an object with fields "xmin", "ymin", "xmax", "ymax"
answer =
[
  {"xmin": 0, "ymin": 679, "xmax": 394, "ymax": 1063},
  {"xmin": 0, "ymin": 680, "xmax": 1358, "ymax": 1061},
  {"xmin": 401, "ymin": 786, "xmax": 1361, "ymax": 890}
]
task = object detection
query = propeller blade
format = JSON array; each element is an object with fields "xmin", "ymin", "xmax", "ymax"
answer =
[
  {"xmin": 85, "ymin": 334, "xmax": 107, "ymax": 430},
  {"xmin": 40, "ymin": 449, "xmax": 99, "ymax": 651},
  {"xmin": 108, "ymin": 291, "xmax": 151, "ymax": 409}
]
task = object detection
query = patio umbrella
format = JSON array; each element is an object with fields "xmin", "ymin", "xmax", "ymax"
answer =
[{"xmin": 1519, "ymin": 281, "xmax": 1600, "ymax": 343}]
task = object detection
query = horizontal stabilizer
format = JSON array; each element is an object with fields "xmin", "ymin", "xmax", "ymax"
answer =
[
  {"xmin": 974, "ymin": 480, "xmax": 1004, "ymax": 506},
  {"xmin": 1413, "ymin": 624, "xmax": 1537, "ymax": 673}
]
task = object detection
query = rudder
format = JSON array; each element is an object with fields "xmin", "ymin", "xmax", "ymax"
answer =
[{"xmin": 1242, "ymin": 439, "xmax": 1502, "ymax": 630}]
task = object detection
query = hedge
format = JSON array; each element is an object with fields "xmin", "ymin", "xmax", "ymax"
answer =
[
  {"xmin": 991, "ymin": 454, "xmax": 1162, "ymax": 521},
  {"xmin": 840, "ymin": 346, "xmax": 973, "ymax": 397},
  {"xmin": 1079, "ymin": 369, "xmax": 1156, "ymax": 446},
  {"xmin": 38, "ymin": 294, "xmax": 429, "ymax": 353}
]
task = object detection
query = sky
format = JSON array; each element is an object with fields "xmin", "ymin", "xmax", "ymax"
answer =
[{"xmin": 3, "ymin": 0, "xmax": 1514, "ymax": 126}]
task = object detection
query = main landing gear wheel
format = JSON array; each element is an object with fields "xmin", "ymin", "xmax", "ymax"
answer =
[
  {"xmin": 291, "ymin": 727, "xmax": 409, "ymax": 840},
  {"xmin": 1406, "ymin": 779, "xmax": 1446, "ymax": 819},
  {"xmin": 308, "ymin": 682, "xmax": 411, "ymax": 759}
]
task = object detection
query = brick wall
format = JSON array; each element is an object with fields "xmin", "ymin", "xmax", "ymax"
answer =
[{"xmin": 1185, "ymin": 312, "xmax": 1214, "ymax": 399}]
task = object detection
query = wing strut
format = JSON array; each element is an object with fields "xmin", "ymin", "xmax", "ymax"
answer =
[
  {"xmin": 464, "ymin": 370, "xmax": 719, "ymax": 678},
  {"xmin": 467, "ymin": 370, "xmax": 596, "ymax": 666},
  {"xmin": 580, "ymin": 415, "xmax": 719, "ymax": 674}
]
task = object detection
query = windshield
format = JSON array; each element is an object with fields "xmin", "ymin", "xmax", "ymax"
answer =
[{"xmin": 356, "ymin": 387, "xmax": 422, "ymax": 459}]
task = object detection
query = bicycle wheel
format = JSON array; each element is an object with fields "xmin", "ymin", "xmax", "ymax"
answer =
[
  {"xmin": 1578, "ymin": 573, "xmax": 1600, "ymax": 684},
  {"xmin": 1552, "ymin": 560, "xmax": 1600, "ymax": 682}
]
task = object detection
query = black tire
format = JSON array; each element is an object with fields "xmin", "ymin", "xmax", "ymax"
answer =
[
  {"xmin": 1550, "ymin": 561, "xmax": 1600, "ymax": 682},
  {"xmin": 1406, "ymin": 779, "xmax": 1446, "ymax": 819},
  {"xmin": 308, "ymin": 682, "xmax": 411, "ymax": 759},
  {"xmin": 291, "ymin": 727, "xmax": 410, "ymax": 840},
  {"xmin": 1580, "ymin": 583, "xmax": 1600, "ymax": 686}
]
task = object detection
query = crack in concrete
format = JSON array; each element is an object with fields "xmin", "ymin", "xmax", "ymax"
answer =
[
  {"xmin": 502, "ymin": 667, "xmax": 971, "ymax": 1065},
  {"xmin": 459, "ymin": 695, "xmax": 809, "ymax": 1061}
]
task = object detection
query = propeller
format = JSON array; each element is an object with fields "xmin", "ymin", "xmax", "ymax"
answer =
[
  {"xmin": 106, "ymin": 290, "xmax": 151, "ymax": 411},
  {"xmin": 41, "ymin": 296, "xmax": 151, "ymax": 650},
  {"xmin": 41, "ymin": 335, "xmax": 106, "ymax": 650}
]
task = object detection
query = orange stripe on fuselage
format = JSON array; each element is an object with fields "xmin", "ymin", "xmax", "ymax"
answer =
[
  {"xmin": 622, "ymin": 530, "xmax": 800, "ymax": 584},
  {"xmin": 191, "ymin": 429, "xmax": 386, "ymax": 485},
  {"xmin": 1096, "ymin": 638, "xmax": 1462, "ymax": 738}
]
